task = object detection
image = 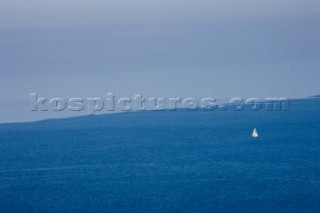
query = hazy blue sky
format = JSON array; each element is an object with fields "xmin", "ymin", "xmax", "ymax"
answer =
[{"xmin": 0, "ymin": 0, "xmax": 320, "ymax": 122}]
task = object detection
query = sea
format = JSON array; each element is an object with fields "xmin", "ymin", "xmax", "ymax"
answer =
[{"xmin": 0, "ymin": 98, "xmax": 319, "ymax": 212}]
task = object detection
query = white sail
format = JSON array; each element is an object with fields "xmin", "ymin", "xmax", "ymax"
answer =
[{"xmin": 252, "ymin": 128, "xmax": 258, "ymax": 138}]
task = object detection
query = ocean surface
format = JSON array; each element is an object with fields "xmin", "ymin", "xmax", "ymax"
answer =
[{"xmin": 0, "ymin": 98, "xmax": 319, "ymax": 212}]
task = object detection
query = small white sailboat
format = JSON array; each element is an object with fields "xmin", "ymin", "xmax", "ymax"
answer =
[{"xmin": 251, "ymin": 128, "xmax": 258, "ymax": 138}]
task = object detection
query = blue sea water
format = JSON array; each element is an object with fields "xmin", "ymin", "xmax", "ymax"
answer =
[{"xmin": 0, "ymin": 98, "xmax": 319, "ymax": 212}]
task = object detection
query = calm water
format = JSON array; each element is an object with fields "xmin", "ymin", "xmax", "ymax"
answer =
[{"xmin": 0, "ymin": 99, "xmax": 319, "ymax": 212}]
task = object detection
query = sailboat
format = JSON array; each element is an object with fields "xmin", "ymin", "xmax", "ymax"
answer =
[{"xmin": 251, "ymin": 128, "xmax": 258, "ymax": 138}]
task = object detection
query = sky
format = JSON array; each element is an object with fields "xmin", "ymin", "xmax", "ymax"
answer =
[{"xmin": 0, "ymin": 0, "xmax": 320, "ymax": 122}]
